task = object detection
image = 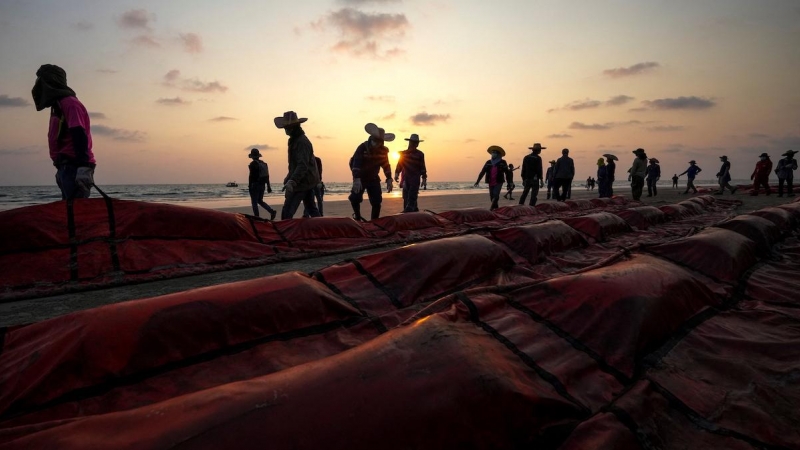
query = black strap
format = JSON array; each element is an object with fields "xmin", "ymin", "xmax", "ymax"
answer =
[{"xmin": 93, "ymin": 184, "xmax": 121, "ymax": 272}]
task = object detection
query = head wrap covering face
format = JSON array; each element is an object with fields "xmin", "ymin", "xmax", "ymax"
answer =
[
  {"xmin": 597, "ymin": 158, "xmax": 605, "ymax": 166},
  {"xmin": 32, "ymin": 64, "xmax": 76, "ymax": 111}
]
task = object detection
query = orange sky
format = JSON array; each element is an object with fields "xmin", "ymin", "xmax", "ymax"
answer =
[{"xmin": 1, "ymin": 0, "xmax": 799, "ymax": 186}]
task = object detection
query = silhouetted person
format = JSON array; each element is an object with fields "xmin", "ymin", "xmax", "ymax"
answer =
[
  {"xmin": 350, "ymin": 123, "xmax": 394, "ymax": 221},
  {"xmin": 274, "ymin": 111, "xmax": 320, "ymax": 219},
  {"xmin": 715, "ymin": 155, "xmax": 737, "ymax": 195},
  {"xmin": 32, "ymin": 64, "xmax": 95, "ymax": 200},
  {"xmin": 247, "ymin": 148, "xmax": 277, "ymax": 220},
  {"xmin": 775, "ymin": 150, "xmax": 797, "ymax": 197},
  {"xmin": 303, "ymin": 156, "xmax": 324, "ymax": 217},
  {"xmin": 503, "ymin": 164, "xmax": 518, "ymax": 200},
  {"xmin": 553, "ymin": 148, "xmax": 575, "ymax": 201},
  {"xmin": 596, "ymin": 158, "xmax": 609, "ymax": 198},
  {"xmin": 628, "ymin": 148, "xmax": 647, "ymax": 201},
  {"xmin": 545, "ymin": 160, "xmax": 556, "ymax": 199},
  {"xmin": 672, "ymin": 174, "xmax": 679, "ymax": 188},
  {"xmin": 604, "ymin": 154, "xmax": 617, "ymax": 196},
  {"xmin": 750, "ymin": 153, "xmax": 772, "ymax": 196},
  {"xmin": 645, "ymin": 157, "xmax": 660, "ymax": 197},
  {"xmin": 474, "ymin": 145, "xmax": 512, "ymax": 210},
  {"xmin": 519, "ymin": 143, "xmax": 545, "ymax": 206},
  {"xmin": 394, "ymin": 134, "xmax": 427, "ymax": 212},
  {"xmin": 679, "ymin": 160, "xmax": 702, "ymax": 195}
]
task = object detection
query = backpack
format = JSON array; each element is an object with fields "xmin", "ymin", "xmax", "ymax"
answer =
[{"xmin": 257, "ymin": 160, "xmax": 268, "ymax": 179}]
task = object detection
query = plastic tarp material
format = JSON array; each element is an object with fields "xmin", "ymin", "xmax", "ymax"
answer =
[
  {"xmin": 493, "ymin": 204, "xmax": 542, "ymax": 218},
  {"xmin": 658, "ymin": 204, "xmax": 691, "ymax": 220},
  {"xmin": 490, "ymin": 221, "xmax": 588, "ymax": 264},
  {"xmin": 588, "ymin": 198, "xmax": 613, "ymax": 208},
  {"xmin": 613, "ymin": 206, "xmax": 667, "ymax": 230},
  {"xmin": 436, "ymin": 207, "xmax": 499, "ymax": 225},
  {"xmin": 561, "ymin": 212, "xmax": 632, "ymax": 242},
  {"xmin": 565, "ymin": 199, "xmax": 593, "ymax": 210},
  {"xmin": 748, "ymin": 207, "xmax": 796, "ymax": 231},
  {"xmin": 535, "ymin": 202, "xmax": 572, "ymax": 213},
  {"xmin": 713, "ymin": 215, "xmax": 782, "ymax": 252},
  {"xmin": 677, "ymin": 200, "xmax": 705, "ymax": 215}
]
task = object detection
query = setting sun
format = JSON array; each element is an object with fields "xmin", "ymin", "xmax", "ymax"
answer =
[{"xmin": 390, "ymin": 151, "xmax": 400, "ymax": 165}]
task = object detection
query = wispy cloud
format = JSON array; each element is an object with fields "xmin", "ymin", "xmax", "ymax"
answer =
[
  {"xmin": 381, "ymin": 112, "xmax": 396, "ymax": 120},
  {"xmin": 547, "ymin": 133, "xmax": 572, "ymax": 138},
  {"xmin": 209, "ymin": 116, "xmax": 236, "ymax": 122},
  {"xmin": 410, "ymin": 112, "xmax": 450, "ymax": 126},
  {"xmin": 628, "ymin": 107, "xmax": 648, "ymax": 113},
  {"xmin": 647, "ymin": 125, "xmax": 685, "ymax": 132},
  {"xmin": 338, "ymin": 0, "xmax": 401, "ymax": 3},
  {"xmin": 569, "ymin": 120, "xmax": 642, "ymax": 130},
  {"xmin": 0, "ymin": 145, "xmax": 42, "ymax": 156},
  {"xmin": 643, "ymin": 96, "xmax": 716, "ymax": 110},
  {"xmin": 245, "ymin": 144, "xmax": 279, "ymax": 151},
  {"xmin": 96, "ymin": 69, "xmax": 118, "ymax": 74},
  {"xmin": 156, "ymin": 97, "xmax": 191, "ymax": 106},
  {"xmin": 117, "ymin": 9, "xmax": 154, "ymax": 30},
  {"xmin": 603, "ymin": 61, "xmax": 660, "ymax": 78},
  {"xmin": 88, "ymin": 112, "xmax": 107, "ymax": 120},
  {"xmin": 464, "ymin": 138, "xmax": 478, "ymax": 143},
  {"xmin": 366, "ymin": 95, "xmax": 395, "ymax": 102},
  {"xmin": 162, "ymin": 70, "xmax": 228, "ymax": 93},
  {"xmin": 548, "ymin": 95, "xmax": 634, "ymax": 112},
  {"xmin": 93, "ymin": 125, "xmax": 147, "ymax": 143},
  {"xmin": 179, "ymin": 32, "xmax": 203, "ymax": 53},
  {"xmin": 313, "ymin": 135, "xmax": 334, "ymax": 140},
  {"xmin": 312, "ymin": 8, "xmax": 409, "ymax": 59},
  {"xmin": 749, "ymin": 133, "xmax": 769, "ymax": 139},
  {"xmin": 0, "ymin": 95, "xmax": 29, "ymax": 107},
  {"xmin": 72, "ymin": 21, "xmax": 93, "ymax": 31},
  {"xmin": 132, "ymin": 35, "xmax": 160, "ymax": 48}
]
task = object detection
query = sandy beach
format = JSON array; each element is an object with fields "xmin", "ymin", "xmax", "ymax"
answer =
[{"xmin": 217, "ymin": 184, "xmax": 793, "ymax": 218}]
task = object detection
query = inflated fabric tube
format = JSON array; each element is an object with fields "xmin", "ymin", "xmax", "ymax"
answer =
[
  {"xmin": 370, "ymin": 212, "xmax": 449, "ymax": 233},
  {"xmin": 713, "ymin": 215, "xmax": 782, "ymax": 252},
  {"xmin": 437, "ymin": 208, "xmax": 499, "ymax": 225},
  {"xmin": 493, "ymin": 205, "xmax": 541, "ymax": 219},
  {"xmin": 490, "ymin": 221, "xmax": 588, "ymax": 263},
  {"xmin": 561, "ymin": 212, "xmax": 632, "ymax": 242},
  {"xmin": 589, "ymin": 198, "xmax": 614, "ymax": 208},
  {"xmin": 565, "ymin": 199, "xmax": 593, "ymax": 210},
  {"xmin": 613, "ymin": 206, "xmax": 667, "ymax": 230},
  {"xmin": 677, "ymin": 200, "xmax": 704, "ymax": 215},
  {"xmin": 748, "ymin": 207, "xmax": 796, "ymax": 231},
  {"xmin": 535, "ymin": 202, "xmax": 572, "ymax": 213},
  {"xmin": 658, "ymin": 204, "xmax": 691, "ymax": 220}
]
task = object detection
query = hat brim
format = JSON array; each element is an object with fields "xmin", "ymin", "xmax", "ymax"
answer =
[
  {"xmin": 274, "ymin": 117, "xmax": 307, "ymax": 128},
  {"xmin": 404, "ymin": 138, "xmax": 423, "ymax": 142},
  {"xmin": 603, "ymin": 154, "xmax": 619, "ymax": 161},
  {"xmin": 782, "ymin": 151, "xmax": 798, "ymax": 156},
  {"xmin": 487, "ymin": 148, "xmax": 506, "ymax": 157},
  {"xmin": 528, "ymin": 146, "xmax": 546, "ymax": 150},
  {"xmin": 365, "ymin": 123, "xmax": 395, "ymax": 142}
]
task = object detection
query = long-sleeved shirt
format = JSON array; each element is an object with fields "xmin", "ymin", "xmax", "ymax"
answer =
[
  {"xmin": 521, "ymin": 153, "xmax": 543, "ymax": 182},
  {"xmin": 630, "ymin": 157, "xmax": 647, "ymax": 178},
  {"xmin": 248, "ymin": 159, "xmax": 272, "ymax": 189},
  {"xmin": 752, "ymin": 159, "xmax": 773, "ymax": 180},
  {"xmin": 776, "ymin": 157, "xmax": 797, "ymax": 180},
  {"xmin": 351, "ymin": 141, "xmax": 391, "ymax": 182},
  {"xmin": 645, "ymin": 163, "xmax": 661, "ymax": 180},
  {"xmin": 286, "ymin": 133, "xmax": 320, "ymax": 191},
  {"xmin": 679, "ymin": 165, "xmax": 702, "ymax": 179},
  {"xmin": 394, "ymin": 148, "xmax": 427, "ymax": 181},
  {"xmin": 607, "ymin": 160, "xmax": 616, "ymax": 181}
]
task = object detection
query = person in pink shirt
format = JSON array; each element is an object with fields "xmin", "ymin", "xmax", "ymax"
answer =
[
  {"xmin": 32, "ymin": 64, "xmax": 96, "ymax": 199},
  {"xmin": 474, "ymin": 145, "xmax": 512, "ymax": 210}
]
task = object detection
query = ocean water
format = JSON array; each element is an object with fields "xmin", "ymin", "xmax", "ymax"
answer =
[{"xmin": 0, "ymin": 179, "xmax": 752, "ymax": 211}]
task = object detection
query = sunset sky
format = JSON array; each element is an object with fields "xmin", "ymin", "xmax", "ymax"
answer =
[{"xmin": 1, "ymin": 0, "xmax": 799, "ymax": 186}]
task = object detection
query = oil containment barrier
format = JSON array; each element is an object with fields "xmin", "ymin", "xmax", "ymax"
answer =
[{"xmin": 1, "ymin": 194, "xmax": 800, "ymax": 449}]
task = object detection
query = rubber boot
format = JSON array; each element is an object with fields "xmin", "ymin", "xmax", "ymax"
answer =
[
  {"xmin": 371, "ymin": 204, "xmax": 381, "ymax": 220},
  {"xmin": 351, "ymin": 203, "xmax": 366, "ymax": 222}
]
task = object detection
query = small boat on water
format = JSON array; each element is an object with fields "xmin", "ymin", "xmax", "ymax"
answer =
[{"xmin": 225, "ymin": 181, "xmax": 238, "ymax": 187}]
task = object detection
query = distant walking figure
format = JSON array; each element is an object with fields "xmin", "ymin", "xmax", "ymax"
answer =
[
  {"xmin": 33, "ymin": 64, "xmax": 96, "ymax": 200},
  {"xmin": 553, "ymin": 149, "xmax": 575, "ymax": 201},
  {"xmin": 394, "ymin": 134, "xmax": 427, "ymax": 212},
  {"xmin": 604, "ymin": 153, "xmax": 618, "ymax": 196},
  {"xmin": 474, "ymin": 145, "xmax": 512, "ymax": 210},
  {"xmin": 349, "ymin": 123, "xmax": 394, "ymax": 221},
  {"xmin": 679, "ymin": 160, "xmax": 702, "ymax": 195},
  {"xmin": 596, "ymin": 158, "xmax": 609, "ymax": 198},
  {"xmin": 715, "ymin": 155, "xmax": 737, "ymax": 195},
  {"xmin": 303, "ymin": 156, "xmax": 324, "ymax": 217},
  {"xmin": 672, "ymin": 174, "xmax": 679, "ymax": 188},
  {"xmin": 750, "ymin": 153, "xmax": 772, "ymax": 196},
  {"xmin": 628, "ymin": 148, "xmax": 647, "ymax": 201},
  {"xmin": 503, "ymin": 164, "xmax": 518, "ymax": 200},
  {"xmin": 519, "ymin": 143, "xmax": 545, "ymax": 206},
  {"xmin": 545, "ymin": 160, "xmax": 556, "ymax": 199},
  {"xmin": 775, "ymin": 150, "xmax": 798, "ymax": 197},
  {"xmin": 247, "ymin": 148, "xmax": 277, "ymax": 220},
  {"xmin": 645, "ymin": 157, "xmax": 660, "ymax": 197}
]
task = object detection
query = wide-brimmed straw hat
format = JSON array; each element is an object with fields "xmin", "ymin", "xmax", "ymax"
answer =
[
  {"xmin": 632, "ymin": 148, "xmax": 646, "ymax": 155},
  {"xmin": 365, "ymin": 123, "xmax": 395, "ymax": 142},
  {"xmin": 404, "ymin": 133, "xmax": 423, "ymax": 143},
  {"xmin": 248, "ymin": 148, "xmax": 261, "ymax": 158},
  {"xmin": 602, "ymin": 153, "xmax": 618, "ymax": 161},
  {"xmin": 759, "ymin": 153, "xmax": 770, "ymax": 158},
  {"xmin": 689, "ymin": 160, "xmax": 697, "ymax": 164},
  {"xmin": 487, "ymin": 145, "xmax": 506, "ymax": 157},
  {"xmin": 548, "ymin": 160, "xmax": 556, "ymax": 164},
  {"xmin": 528, "ymin": 143, "xmax": 546, "ymax": 151},
  {"xmin": 274, "ymin": 111, "xmax": 307, "ymax": 128},
  {"xmin": 719, "ymin": 155, "xmax": 728, "ymax": 160},
  {"xmin": 782, "ymin": 150, "xmax": 797, "ymax": 156},
  {"xmin": 649, "ymin": 158, "xmax": 660, "ymax": 163}
]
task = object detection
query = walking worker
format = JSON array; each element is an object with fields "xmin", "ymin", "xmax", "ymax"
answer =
[
  {"xmin": 672, "ymin": 174, "xmax": 679, "ymax": 188},
  {"xmin": 775, "ymin": 150, "xmax": 798, "ymax": 197},
  {"xmin": 552, "ymin": 148, "xmax": 575, "ymax": 201},
  {"xmin": 274, "ymin": 111, "xmax": 321, "ymax": 219},
  {"xmin": 596, "ymin": 158, "xmax": 609, "ymax": 198},
  {"xmin": 349, "ymin": 123, "xmax": 394, "ymax": 221},
  {"xmin": 394, "ymin": 133, "xmax": 427, "ymax": 212},
  {"xmin": 519, "ymin": 143, "xmax": 545, "ymax": 206},
  {"xmin": 715, "ymin": 155, "xmax": 737, "ymax": 195},
  {"xmin": 303, "ymin": 156, "xmax": 324, "ymax": 217},
  {"xmin": 750, "ymin": 153, "xmax": 772, "ymax": 196},
  {"xmin": 678, "ymin": 160, "xmax": 702, "ymax": 195},
  {"xmin": 503, "ymin": 164, "xmax": 518, "ymax": 200},
  {"xmin": 247, "ymin": 148, "xmax": 277, "ymax": 220},
  {"xmin": 32, "ymin": 64, "xmax": 96, "ymax": 200},
  {"xmin": 645, "ymin": 157, "xmax": 661, "ymax": 197},
  {"xmin": 603, "ymin": 153, "xmax": 618, "ymax": 196},
  {"xmin": 545, "ymin": 160, "xmax": 556, "ymax": 199},
  {"xmin": 474, "ymin": 145, "xmax": 512, "ymax": 210},
  {"xmin": 628, "ymin": 148, "xmax": 647, "ymax": 201}
]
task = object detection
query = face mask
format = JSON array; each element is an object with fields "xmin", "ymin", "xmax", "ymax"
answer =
[
  {"xmin": 371, "ymin": 139, "xmax": 383, "ymax": 148},
  {"xmin": 761, "ymin": 157, "xmax": 767, "ymax": 161},
  {"xmin": 490, "ymin": 152, "xmax": 498, "ymax": 158}
]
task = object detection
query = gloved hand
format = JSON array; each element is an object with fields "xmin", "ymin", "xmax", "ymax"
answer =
[
  {"xmin": 473, "ymin": 182, "xmax": 479, "ymax": 188},
  {"xmin": 267, "ymin": 186, "xmax": 273, "ymax": 194},
  {"xmin": 352, "ymin": 178, "xmax": 362, "ymax": 193},
  {"xmin": 284, "ymin": 180, "xmax": 296, "ymax": 197},
  {"xmin": 400, "ymin": 180, "xmax": 405, "ymax": 189},
  {"xmin": 394, "ymin": 176, "xmax": 399, "ymax": 183},
  {"xmin": 316, "ymin": 182, "xmax": 323, "ymax": 190},
  {"xmin": 75, "ymin": 167, "xmax": 94, "ymax": 190},
  {"xmin": 628, "ymin": 176, "xmax": 632, "ymax": 182},
  {"xmin": 522, "ymin": 180, "xmax": 527, "ymax": 187},
  {"xmin": 386, "ymin": 178, "xmax": 393, "ymax": 193}
]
